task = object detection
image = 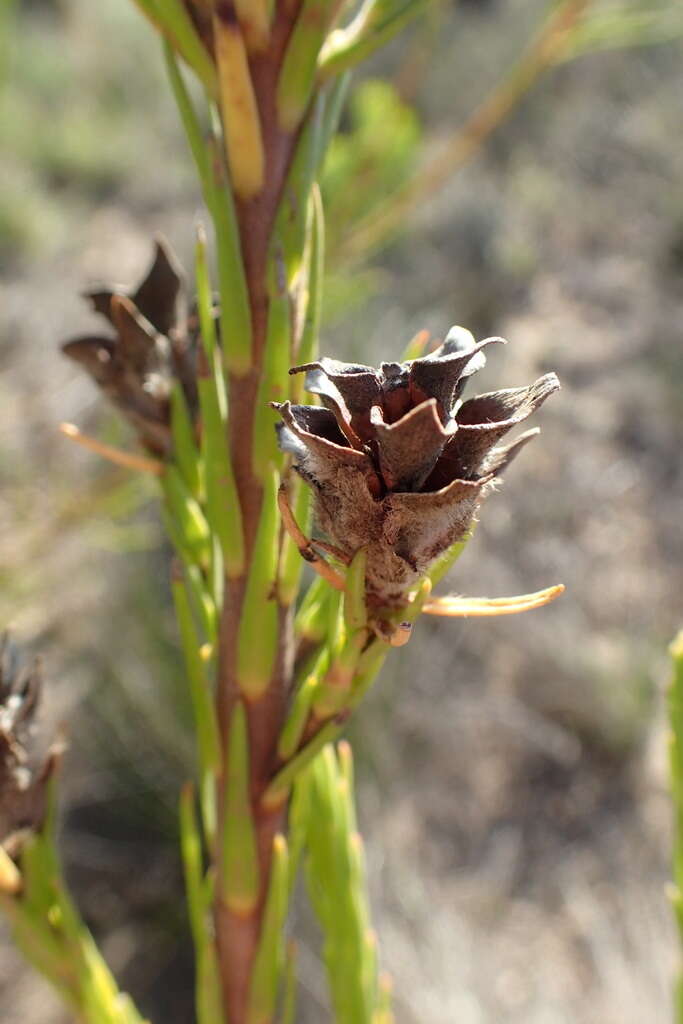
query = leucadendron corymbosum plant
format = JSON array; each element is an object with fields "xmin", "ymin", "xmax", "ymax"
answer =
[{"xmin": 1, "ymin": 3, "xmax": 565, "ymax": 1022}]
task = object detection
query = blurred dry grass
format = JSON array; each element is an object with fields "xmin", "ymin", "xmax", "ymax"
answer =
[{"xmin": 1, "ymin": 0, "xmax": 682, "ymax": 1021}]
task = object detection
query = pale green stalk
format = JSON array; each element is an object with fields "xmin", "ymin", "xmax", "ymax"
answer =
[
  {"xmin": 179, "ymin": 786, "xmax": 224, "ymax": 1024},
  {"xmin": 246, "ymin": 835, "xmax": 290, "ymax": 1023},
  {"xmin": 668, "ymin": 629, "xmax": 683, "ymax": 1022},
  {"xmin": 298, "ymin": 742, "xmax": 387, "ymax": 1023},
  {"xmin": 1, "ymin": 785, "xmax": 147, "ymax": 1024},
  {"xmin": 132, "ymin": 0, "xmax": 218, "ymax": 96},
  {"xmin": 220, "ymin": 702, "xmax": 260, "ymax": 913}
]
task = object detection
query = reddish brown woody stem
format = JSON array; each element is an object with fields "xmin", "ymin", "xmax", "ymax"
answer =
[{"xmin": 214, "ymin": 4, "xmax": 306, "ymax": 1021}]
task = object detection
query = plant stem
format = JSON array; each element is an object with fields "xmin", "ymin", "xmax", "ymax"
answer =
[{"xmin": 210, "ymin": 5, "xmax": 317, "ymax": 1018}]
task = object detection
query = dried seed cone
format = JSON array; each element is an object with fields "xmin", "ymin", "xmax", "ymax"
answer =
[
  {"xmin": 275, "ymin": 327, "xmax": 559, "ymax": 608},
  {"xmin": 62, "ymin": 240, "xmax": 200, "ymax": 456},
  {"xmin": 0, "ymin": 638, "xmax": 56, "ymax": 858}
]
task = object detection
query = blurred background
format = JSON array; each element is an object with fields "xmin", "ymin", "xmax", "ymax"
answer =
[{"xmin": 1, "ymin": 0, "xmax": 682, "ymax": 1020}]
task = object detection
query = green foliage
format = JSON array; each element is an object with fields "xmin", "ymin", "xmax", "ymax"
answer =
[
  {"xmin": 197, "ymin": 348, "xmax": 246, "ymax": 580},
  {"xmin": 172, "ymin": 573, "xmax": 221, "ymax": 841},
  {"xmin": 221, "ymin": 703, "xmax": 261, "ymax": 914},
  {"xmin": 277, "ymin": 0, "xmax": 332, "ymax": 131},
  {"xmin": 1, "ymin": 785, "xmax": 147, "ymax": 1024},
  {"xmin": 179, "ymin": 786, "xmax": 224, "ymax": 1024},
  {"xmin": 322, "ymin": 79, "xmax": 421, "ymax": 260},
  {"xmin": 319, "ymin": 77, "xmax": 421, "ymax": 325},
  {"xmin": 236, "ymin": 471, "xmax": 280, "ymax": 699},
  {"xmin": 170, "ymin": 383, "xmax": 202, "ymax": 499},
  {"xmin": 669, "ymin": 630, "xmax": 683, "ymax": 1022},
  {"xmin": 319, "ymin": 0, "xmax": 433, "ymax": 78},
  {"xmin": 560, "ymin": 0, "xmax": 683, "ymax": 60},
  {"xmin": 296, "ymin": 742, "xmax": 389, "ymax": 1024},
  {"xmin": 247, "ymin": 835, "xmax": 290, "ymax": 1024}
]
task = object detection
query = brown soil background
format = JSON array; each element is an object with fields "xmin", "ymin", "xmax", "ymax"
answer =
[{"xmin": 1, "ymin": 1, "xmax": 682, "ymax": 1021}]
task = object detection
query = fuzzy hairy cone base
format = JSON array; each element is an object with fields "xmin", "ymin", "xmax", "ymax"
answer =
[
  {"xmin": 275, "ymin": 327, "xmax": 560, "ymax": 608},
  {"xmin": 62, "ymin": 240, "xmax": 199, "ymax": 457}
]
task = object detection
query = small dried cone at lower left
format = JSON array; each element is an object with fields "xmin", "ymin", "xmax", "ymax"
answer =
[{"xmin": 0, "ymin": 636, "xmax": 59, "ymax": 867}]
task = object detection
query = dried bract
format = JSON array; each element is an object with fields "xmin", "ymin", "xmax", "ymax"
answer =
[
  {"xmin": 0, "ymin": 637, "xmax": 56, "ymax": 858},
  {"xmin": 62, "ymin": 240, "xmax": 199, "ymax": 456},
  {"xmin": 275, "ymin": 327, "xmax": 559, "ymax": 608}
]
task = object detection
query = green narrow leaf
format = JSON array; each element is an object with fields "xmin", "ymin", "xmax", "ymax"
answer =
[
  {"xmin": 179, "ymin": 784, "xmax": 207, "ymax": 946},
  {"xmin": 278, "ymin": 648, "xmax": 330, "ymax": 760},
  {"xmin": 158, "ymin": 0, "xmax": 218, "ymax": 97},
  {"xmin": 337, "ymin": 740, "xmax": 357, "ymax": 834},
  {"xmin": 334, "ymin": 781, "xmax": 356, "ymax": 875},
  {"xmin": 295, "ymin": 576, "xmax": 335, "ymax": 644},
  {"xmin": 185, "ymin": 561, "xmax": 218, "ymax": 645},
  {"xmin": 669, "ymin": 629, "xmax": 683, "ymax": 1021},
  {"xmin": 209, "ymin": 531, "xmax": 225, "ymax": 617},
  {"xmin": 163, "ymin": 41, "xmax": 211, "ymax": 193},
  {"xmin": 344, "ymin": 547, "xmax": 367, "ymax": 631},
  {"xmin": 161, "ymin": 503, "xmax": 194, "ymax": 569},
  {"xmin": 164, "ymin": 78, "xmax": 251, "ymax": 377},
  {"xmin": 237, "ymin": 471, "xmax": 280, "ymax": 698},
  {"xmin": 558, "ymin": 7, "xmax": 683, "ymax": 63},
  {"xmin": 278, "ymin": 477, "xmax": 310, "ymax": 606},
  {"xmin": 195, "ymin": 223, "xmax": 218, "ymax": 357},
  {"xmin": 221, "ymin": 702, "xmax": 260, "ymax": 914},
  {"xmin": 180, "ymin": 785, "xmax": 225, "ymax": 1024},
  {"xmin": 310, "ymin": 746, "xmax": 344, "ymax": 872},
  {"xmin": 348, "ymin": 638, "xmax": 389, "ymax": 711},
  {"xmin": 303, "ymin": 745, "xmax": 380, "ymax": 1024},
  {"xmin": 172, "ymin": 574, "xmax": 222, "ymax": 776},
  {"xmin": 263, "ymin": 721, "xmax": 341, "ymax": 810},
  {"xmin": 342, "ymin": 859, "xmax": 370, "ymax": 970},
  {"xmin": 277, "ymin": 0, "xmax": 334, "ymax": 131},
  {"xmin": 428, "ymin": 524, "xmax": 476, "ymax": 586},
  {"xmin": 312, "ymin": 626, "xmax": 366, "ymax": 721},
  {"xmin": 287, "ymin": 774, "xmax": 311, "ymax": 897},
  {"xmin": 361, "ymin": 922, "xmax": 379, "ymax": 1017},
  {"xmin": 2, "ymin": 890, "xmax": 70, "ymax": 988},
  {"xmin": 208, "ymin": 112, "xmax": 253, "ymax": 375},
  {"xmin": 247, "ymin": 834, "xmax": 290, "ymax": 1024},
  {"xmin": 17, "ymin": 833, "xmax": 57, "ymax": 921},
  {"xmin": 251, "ymin": 252, "xmax": 291, "ymax": 482},
  {"xmin": 277, "ymin": 96, "xmax": 324, "ymax": 283},
  {"xmin": 319, "ymin": 0, "xmax": 431, "ymax": 79},
  {"xmin": 316, "ymin": 71, "xmax": 351, "ymax": 167},
  {"xmin": 294, "ymin": 184, "xmax": 325, "ymax": 376},
  {"xmin": 171, "ymin": 382, "xmax": 202, "ymax": 498},
  {"xmin": 14, "ymin": 829, "xmax": 149, "ymax": 1022},
  {"xmin": 198, "ymin": 361, "xmax": 246, "ymax": 578},
  {"xmin": 161, "ymin": 465, "xmax": 211, "ymax": 570},
  {"xmin": 669, "ymin": 635, "xmax": 683, "ymax": 874}
]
